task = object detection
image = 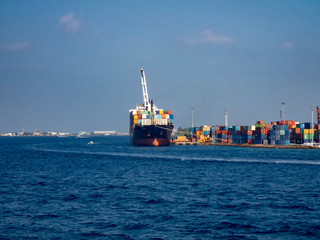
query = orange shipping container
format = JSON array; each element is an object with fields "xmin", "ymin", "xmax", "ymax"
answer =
[{"xmin": 162, "ymin": 114, "xmax": 166, "ymax": 119}]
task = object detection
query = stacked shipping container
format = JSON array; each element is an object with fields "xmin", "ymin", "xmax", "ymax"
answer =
[
  {"xmin": 269, "ymin": 125, "xmax": 290, "ymax": 145},
  {"xmin": 189, "ymin": 121, "xmax": 319, "ymax": 145},
  {"xmin": 254, "ymin": 121, "xmax": 270, "ymax": 144},
  {"xmin": 190, "ymin": 125, "xmax": 211, "ymax": 142},
  {"xmin": 130, "ymin": 109, "xmax": 174, "ymax": 126}
]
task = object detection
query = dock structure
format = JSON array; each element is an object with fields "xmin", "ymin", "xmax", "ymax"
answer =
[{"xmin": 172, "ymin": 141, "xmax": 197, "ymax": 145}]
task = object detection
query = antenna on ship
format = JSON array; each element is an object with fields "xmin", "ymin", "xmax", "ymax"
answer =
[{"xmin": 140, "ymin": 68, "xmax": 150, "ymax": 111}]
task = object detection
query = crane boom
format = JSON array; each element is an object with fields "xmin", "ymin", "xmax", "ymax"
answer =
[{"xmin": 140, "ymin": 68, "xmax": 150, "ymax": 110}]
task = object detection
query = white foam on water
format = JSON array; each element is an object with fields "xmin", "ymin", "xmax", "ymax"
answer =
[{"xmin": 30, "ymin": 146, "xmax": 320, "ymax": 166}]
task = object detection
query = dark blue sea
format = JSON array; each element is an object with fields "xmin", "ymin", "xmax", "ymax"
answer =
[{"xmin": 1, "ymin": 136, "xmax": 320, "ymax": 239}]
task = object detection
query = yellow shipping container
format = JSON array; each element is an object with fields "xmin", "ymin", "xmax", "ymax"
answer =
[
  {"xmin": 159, "ymin": 109, "xmax": 163, "ymax": 114},
  {"xmin": 304, "ymin": 129, "xmax": 310, "ymax": 134},
  {"xmin": 134, "ymin": 119, "xmax": 138, "ymax": 124},
  {"xmin": 134, "ymin": 115, "xmax": 138, "ymax": 120},
  {"xmin": 177, "ymin": 136, "xmax": 187, "ymax": 141},
  {"xmin": 200, "ymin": 135, "xmax": 205, "ymax": 140}
]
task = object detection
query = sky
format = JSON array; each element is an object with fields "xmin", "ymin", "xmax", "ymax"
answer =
[{"xmin": 0, "ymin": 0, "xmax": 320, "ymax": 133}]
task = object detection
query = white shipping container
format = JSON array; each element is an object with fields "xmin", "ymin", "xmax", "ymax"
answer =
[
  {"xmin": 142, "ymin": 114, "xmax": 147, "ymax": 119},
  {"xmin": 142, "ymin": 119, "xmax": 152, "ymax": 126}
]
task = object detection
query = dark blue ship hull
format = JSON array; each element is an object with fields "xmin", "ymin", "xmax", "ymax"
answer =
[{"xmin": 130, "ymin": 125, "xmax": 173, "ymax": 146}]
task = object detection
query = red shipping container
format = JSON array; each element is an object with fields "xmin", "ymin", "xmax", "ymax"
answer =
[
  {"xmin": 247, "ymin": 140, "xmax": 253, "ymax": 144},
  {"xmin": 296, "ymin": 133, "xmax": 303, "ymax": 140},
  {"xmin": 255, "ymin": 128, "xmax": 266, "ymax": 134}
]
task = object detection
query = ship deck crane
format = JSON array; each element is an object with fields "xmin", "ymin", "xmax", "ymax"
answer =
[
  {"xmin": 140, "ymin": 68, "xmax": 157, "ymax": 112},
  {"xmin": 140, "ymin": 68, "xmax": 150, "ymax": 111}
]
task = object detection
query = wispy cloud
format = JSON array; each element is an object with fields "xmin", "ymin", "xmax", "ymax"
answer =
[
  {"xmin": 0, "ymin": 41, "xmax": 30, "ymax": 51},
  {"xmin": 182, "ymin": 29, "xmax": 234, "ymax": 45},
  {"xmin": 59, "ymin": 12, "xmax": 80, "ymax": 33},
  {"xmin": 282, "ymin": 42, "xmax": 293, "ymax": 50}
]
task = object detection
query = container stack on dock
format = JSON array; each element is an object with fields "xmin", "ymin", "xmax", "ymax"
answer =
[
  {"xmin": 189, "ymin": 120, "xmax": 319, "ymax": 146},
  {"xmin": 214, "ymin": 126, "xmax": 229, "ymax": 143},
  {"xmin": 269, "ymin": 125, "xmax": 290, "ymax": 145},
  {"xmin": 230, "ymin": 125, "xmax": 255, "ymax": 144},
  {"xmin": 302, "ymin": 123, "xmax": 317, "ymax": 144},
  {"xmin": 189, "ymin": 125, "xmax": 212, "ymax": 142},
  {"xmin": 291, "ymin": 123, "xmax": 303, "ymax": 144},
  {"xmin": 254, "ymin": 121, "xmax": 270, "ymax": 144}
]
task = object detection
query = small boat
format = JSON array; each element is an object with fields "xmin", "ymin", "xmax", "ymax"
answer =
[{"xmin": 88, "ymin": 141, "xmax": 94, "ymax": 145}]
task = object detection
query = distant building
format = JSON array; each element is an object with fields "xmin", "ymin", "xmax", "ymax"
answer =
[
  {"xmin": 91, "ymin": 131, "xmax": 117, "ymax": 136},
  {"xmin": 33, "ymin": 130, "xmax": 41, "ymax": 136}
]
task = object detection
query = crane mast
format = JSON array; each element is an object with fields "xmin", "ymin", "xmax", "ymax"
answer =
[{"xmin": 140, "ymin": 68, "xmax": 150, "ymax": 110}]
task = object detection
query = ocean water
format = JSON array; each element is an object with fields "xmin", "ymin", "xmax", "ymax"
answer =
[{"xmin": 1, "ymin": 136, "xmax": 320, "ymax": 240}]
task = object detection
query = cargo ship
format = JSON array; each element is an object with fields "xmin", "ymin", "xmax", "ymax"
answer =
[{"xmin": 129, "ymin": 69, "xmax": 174, "ymax": 146}]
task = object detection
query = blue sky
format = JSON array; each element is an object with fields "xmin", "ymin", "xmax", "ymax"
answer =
[{"xmin": 1, "ymin": 1, "xmax": 320, "ymax": 133}]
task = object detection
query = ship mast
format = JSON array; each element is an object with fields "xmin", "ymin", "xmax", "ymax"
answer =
[{"xmin": 140, "ymin": 68, "xmax": 150, "ymax": 111}]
